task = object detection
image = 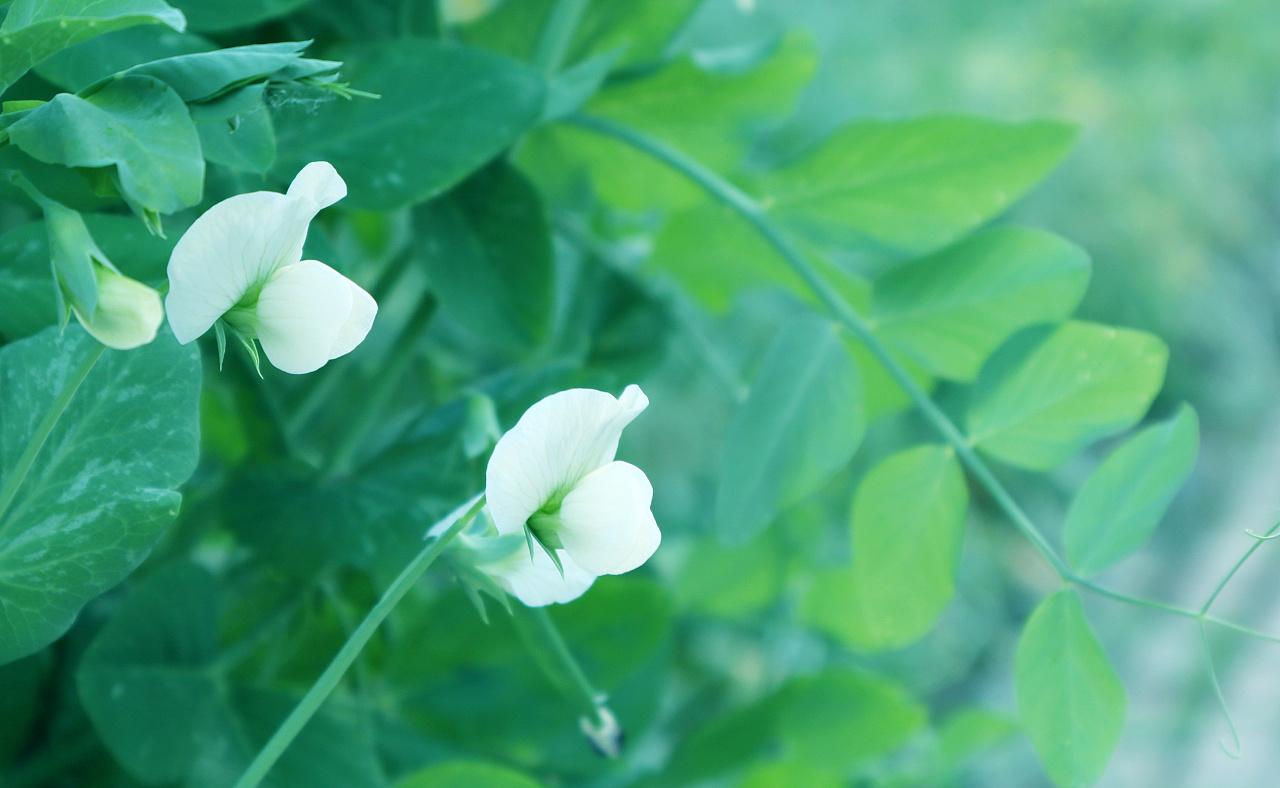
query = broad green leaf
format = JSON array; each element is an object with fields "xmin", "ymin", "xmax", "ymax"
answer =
[
  {"xmin": 519, "ymin": 34, "xmax": 816, "ymax": 210},
  {"xmin": 78, "ymin": 563, "xmax": 382, "ymax": 787},
  {"xmin": 0, "ymin": 0, "xmax": 185, "ymax": 95},
  {"xmin": 807, "ymin": 445, "xmax": 967, "ymax": 650},
  {"xmin": 396, "ymin": 761, "xmax": 540, "ymax": 788},
  {"xmin": 97, "ymin": 40, "xmax": 338, "ymax": 102},
  {"xmin": 418, "ymin": 163, "xmax": 554, "ymax": 351},
  {"xmin": 1065, "ymin": 405, "xmax": 1199, "ymax": 575},
  {"xmin": 715, "ymin": 314, "xmax": 865, "ymax": 543},
  {"xmin": 0, "ymin": 325, "xmax": 200, "ymax": 665},
  {"xmin": 272, "ymin": 39, "xmax": 544, "ymax": 210},
  {"xmin": 191, "ymin": 83, "xmax": 276, "ymax": 174},
  {"xmin": 778, "ymin": 669, "xmax": 927, "ymax": 772},
  {"xmin": 755, "ymin": 116, "xmax": 1077, "ymax": 258},
  {"xmin": 937, "ymin": 708, "xmax": 1019, "ymax": 770},
  {"xmin": 871, "ymin": 227, "xmax": 1091, "ymax": 381},
  {"xmin": 966, "ymin": 321, "xmax": 1168, "ymax": 470},
  {"xmin": 739, "ymin": 760, "xmax": 843, "ymax": 788},
  {"xmin": 662, "ymin": 693, "xmax": 787, "ymax": 786},
  {"xmin": 0, "ymin": 214, "xmax": 175, "ymax": 341},
  {"xmin": 1015, "ymin": 590, "xmax": 1126, "ymax": 787},
  {"xmin": 168, "ymin": 0, "xmax": 311, "ymax": 32},
  {"xmin": 8, "ymin": 75, "xmax": 204, "ymax": 214},
  {"xmin": 35, "ymin": 25, "xmax": 210, "ymax": 92}
]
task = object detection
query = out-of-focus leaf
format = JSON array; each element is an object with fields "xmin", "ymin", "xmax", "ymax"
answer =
[
  {"xmin": 1015, "ymin": 590, "xmax": 1125, "ymax": 787},
  {"xmin": 191, "ymin": 83, "xmax": 276, "ymax": 174},
  {"xmin": 8, "ymin": 75, "xmax": 204, "ymax": 214},
  {"xmin": 0, "ymin": 215, "xmax": 175, "ymax": 341},
  {"xmin": 871, "ymin": 227, "xmax": 1091, "ymax": 381},
  {"xmin": 396, "ymin": 761, "xmax": 540, "ymax": 788},
  {"xmin": 418, "ymin": 163, "xmax": 554, "ymax": 352},
  {"xmin": 520, "ymin": 34, "xmax": 816, "ymax": 210},
  {"xmin": 0, "ymin": 652, "xmax": 49, "ymax": 764},
  {"xmin": 1065, "ymin": 405, "xmax": 1199, "ymax": 575},
  {"xmin": 168, "ymin": 0, "xmax": 311, "ymax": 32},
  {"xmin": 777, "ymin": 669, "xmax": 927, "ymax": 772},
  {"xmin": 541, "ymin": 49, "xmax": 618, "ymax": 123},
  {"xmin": 0, "ymin": 326, "xmax": 200, "ymax": 665},
  {"xmin": 803, "ymin": 445, "xmax": 967, "ymax": 650},
  {"xmin": 936, "ymin": 708, "xmax": 1019, "ymax": 769},
  {"xmin": 674, "ymin": 536, "xmax": 784, "ymax": 618},
  {"xmin": 77, "ymin": 563, "xmax": 382, "ymax": 787},
  {"xmin": 0, "ymin": 0, "xmax": 185, "ymax": 95},
  {"xmin": 35, "ymin": 25, "xmax": 210, "ymax": 92},
  {"xmin": 967, "ymin": 321, "xmax": 1168, "ymax": 470},
  {"xmin": 755, "ymin": 116, "xmax": 1077, "ymax": 258},
  {"xmin": 272, "ymin": 39, "xmax": 544, "ymax": 210},
  {"xmin": 715, "ymin": 314, "xmax": 864, "ymax": 543},
  {"xmin": 739, "ymin": 760, "xmax": 843, "ymax": 788}
]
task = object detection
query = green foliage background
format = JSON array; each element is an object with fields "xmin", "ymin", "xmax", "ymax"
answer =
[{"xmin": 1, "ymin": 0, "xmax": 1278, "ymax": 786}]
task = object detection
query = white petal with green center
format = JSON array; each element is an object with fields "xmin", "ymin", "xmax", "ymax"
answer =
[
  {"xmin": 558, "ymin": 461, "xmax": 661, "ymax": 575},
  {"xmin": 254, "ymin": 260, "xmax": 376, "ymax": 375}
]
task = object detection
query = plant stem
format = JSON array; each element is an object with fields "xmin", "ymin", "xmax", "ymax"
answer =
[
  {"xmin": 533, "ymin": 0, "xmax": 590, "ymax": 74},
  {"xmin": 565, "ymin": 113, "xmax": 1280, "ymax": 645},
  {"xmin": 232, "ymin": 496, "xmax": 485, "ymax": 788},
  {"xmin": 0, "ymin": 343, "xmax": 104, "ymax": 529},
  {"xmin": 1201, "ymin": 520, "xmax": 1280, "ymax": 615},
  {"xmin": 525, "ymin": 606, "xmax": 604, "ymax": 720}
]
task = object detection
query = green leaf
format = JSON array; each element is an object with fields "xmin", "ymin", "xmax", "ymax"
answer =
[
  {"xmin": 99, "ymin": 40, "xmax": 337, "ymax": 102},
  {"xmin": 395, "ymin": 761, "xmax": 540, "ymax": 788},
  {"xmin": 966, "ymin": 321, "xmax": 1168, "ymax": 470},
  {"xmin": 35, "ymin": 25, "xmax": 210, "ymax": 93},
  {"xmin": 519, "ymin": 34, "xmax": 816, "ymax": 210},
  {"xmin": 0, "ymin": 214, "xmax": 175, "ymax": 341},
  {"xmin": 191, "ymin": 83, "xmax": 276, "ymax": 174},
  {"xmin": 272, "ymin": 39, "xmax": 544, "ymax": 210},
  {"xmin": 715, "ymin": 314, "xmax": 865, "ymax": 543},
  {"xmin": 778, "ymin": 669, "xmax": 927, "ymax": 772},
  {"xmin": 168, "ymin": 0, "xmax": 311, "ymax": 32},
  {"xmin": 417, "ymin": 162, "xmax": 554, "ymax": 351},
  {"xmin": 1015, "ymin": 590, "xmax": 1126, "ymax": 787},
  {"xmin": 1065, "ymin": 405, "xmax": 1199, "ymax": 575},
  {"xmin": 0, "ymin": 325, "xmax": 200, "ymax": 665},
  {"xmin": 804, "ymin": 445, "xmax": 967, "ymax": 650},
  {"xmin": 755, "ymin": 116, "xmax": 1077, "ymax": 258},
  {"xmin": 936, "ymin": 708, "xmax": 1019, "ymax": 770},
  {"xmin": 0, "ymin": 0, "xmax": 186, "ymax": 95},
  {"xmin": 7, "ymin": 75, "xmax": 204, "ymax": 214},
  {"xmin": 77, "ymin": 563, "xmax": 383, "ymax": 787},
  {"xmin": 871, "ymin": 227, "xmax": 1091, "ymax": 381}
]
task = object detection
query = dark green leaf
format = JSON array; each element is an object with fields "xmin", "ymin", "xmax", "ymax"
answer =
[
  {"xmin": 168, "ymin": 0, "xmax": 311, "ymax": 32},
  {"xmin": 191, "ymin": 83, "xmax": 276, "ymax": 174}
]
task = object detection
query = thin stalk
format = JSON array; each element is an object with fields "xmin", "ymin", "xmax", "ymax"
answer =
[
  {"xmin": 1201, "ymin": 520, "xmax": 1280, "ymax": 615},
  {"xmin": 525, "ymin": 606, "xmax": 603, "ymax": 720},
  {"xmin": 565, "ymin": 113, "xmax": 1280, "ymax": 646},
  {"xmin": 532, "ymin": 0, "xmax": 590, "ymax": 74},
  {"xmin": 232, "ymin": 496, "xmax": 485, "ymax": 788},
  {"xmin": 0, "ymin": 344, "xmax": 104, "ymax": 529}
]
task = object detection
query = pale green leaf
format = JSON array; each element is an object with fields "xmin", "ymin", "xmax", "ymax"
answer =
[
  {"xmin": 100, "ymin": 40, "xmax": 337, "ymax": 102},
  {"xmin": 756, "ymin": 116, "xmax": 1077, "ymax": 257},
  {"xmin": 967, "ymin": 321, "xmax": 1168, "ymax": 470},
  {"xmin": 804, "ymin": 445, "xmax": 967, "ymax": 650},
  {"xmin": 396, "ymin": 761, "xmax": 540, "ymax": 788},
  {"xmin": 0, "ymin": 325, "xmax": 200, "ymax": 665},
  {"xmin": 871, "ymin": 227, "xmax": 1091, "ymax": 381},
  {"xmin": 7, "ymin": 75, "xmax": 204, "ymax": 214},
  {"xmin": 1065, "ymin": 405, "xmax": 1199, "ymax": 575},
  {"xmin": 1015, "ymin": 590, "xmax": 1126, "ymax": 787},
  {"xmin": 272, "ymin": 39, "xmax": 544, "ymax": 210},
  {"xmin": 715, "ymin": 314, "xmax": 865, "ymax": 542},
  {"xmin": 0, "ymin": 0, "xmax": 185, "ymax": 95}
]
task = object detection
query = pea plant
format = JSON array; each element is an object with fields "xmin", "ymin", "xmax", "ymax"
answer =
[{"xmin": 0, "ymin": 1, "xmax": 1272, "ymax": 786}]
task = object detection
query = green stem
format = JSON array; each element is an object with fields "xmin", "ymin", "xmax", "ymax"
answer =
[
  {"xmin": 1201, "ymin": 520, "xmax": 1280, "ymax": 615},
  {"xmin": 525, "ymin": 606, "xmax": 603, "ymax": 720},
  {"xmin": 533, "ymin": 0, "xmax": 590, "ymax": 74},
  {"xmin": 564, "ymin": 113, "xmax": 1280, "ymax": 645},
  {"xmin": 0, "ymin": 344, "xmax": 104, "ymax": 529},
  {"xmin": 232, "ymin": 495, "xmax": 485, "ymax": 788}
]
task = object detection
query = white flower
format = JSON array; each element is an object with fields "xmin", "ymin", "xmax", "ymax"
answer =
[
  {"xmin": 463, "ymin": 532, "xmax": 596, "ymax": 607},
  {"xmin": 164, "ymin": 161, "xmax": 376, "ymax": 374},
  {"xmin": 486, "ymin": 385, "xmax": 661, "ymax": 577}
]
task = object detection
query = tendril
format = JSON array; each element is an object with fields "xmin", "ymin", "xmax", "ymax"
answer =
[{"xmin": 1199, "ymin": 622, "xmax": 1243, "ymax": 758}]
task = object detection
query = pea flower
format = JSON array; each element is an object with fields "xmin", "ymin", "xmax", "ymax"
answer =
[
  {"xmin": 164, "ymin": 161, "xmax": 376, "ymax": 374},
  {"xmin": 486, "ymin": 385, "xmax": 661, "ymax": 578},
  {"xmin": 461, "ymin": 532, "xmax": 596, "ymax": 607}
]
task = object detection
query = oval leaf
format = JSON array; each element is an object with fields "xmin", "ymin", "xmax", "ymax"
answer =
[
  {"xmin": 0, "ymin": 325, "xmax": 200, "ymax": 665},
  {"xmin": 872, "ymin": 227, "xmax": 1091, "ymax": 381},
  {"xmin": 396, "ymin": 761, "xmax": 540, "ymax": 788},
  {"xmin": 1015, "ymin": 590, "xmax": 1126, "ymax": 787},
  {"xmin": 715, "ymin": 314, "xmax": 865, "ymax": 543},
  {"xmin": 272, "ymin": 39, "xmax": 545, "ymax": 210},
  {"xmin": 966, "ymin": 321, "xmax": 1168, "ymax": 470},
  {"xmin": 1065, "ymin": 404, "xmax": 1199, "ymax": 575}
]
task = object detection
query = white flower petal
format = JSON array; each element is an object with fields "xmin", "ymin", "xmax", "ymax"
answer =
[
  {"xmin": 74, "ymin": 265, "xmax": 163, "ymax": 350},
  {"xmin": 329, "ymin": 277, "xmax": 377, "ymax": 360},
  {"xmin": 492, "ymin": 547, "xmax": 595, "ymax": 607},
  {"xmin": 255, "ymin": 260, "xmax": 353, "ymax": 375},
  {"xmin": 164, "ymin": 161, "xmax": 347, "ymax": 344},
  {"xmin": 486, "ymin": 385, "xmax": 649, "ymax": 536},
  {"xmin": 558, "ymin": 461, "xmax": 661, "ymax": 576}
]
